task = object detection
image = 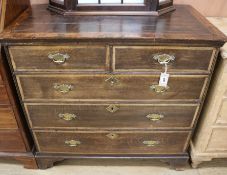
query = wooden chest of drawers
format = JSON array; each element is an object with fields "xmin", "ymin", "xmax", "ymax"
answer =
[
  {"xmin": 0, "ymin": 48, "xmax": 37, "ymax": 168},
  {"xmin": 0, "ymin": 4, "xmax": 225, "ymax": 169},
  {"xmin": 190, "ymin": 45, "xmax": 227, "ymax": 168}
]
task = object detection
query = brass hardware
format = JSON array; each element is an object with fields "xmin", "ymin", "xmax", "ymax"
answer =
[
  {"xmin": 106, "ymin": 133, "xmax": 119, "ymax": 140},
  {"xmin": 143, "ymin": 140, "xmax": 160, "ymax": 147},
  {"xmin": 146, "ymin": 114, "xmax": 164, "ymax": 121},
  {"xmin": 54, "ymin": 83, "xmax": 74, "ymax": 94},
  {"xmin": 105, "ymin": 76, "xmax": 119, "ymax": 86},
  {"xmin": 106, "ymin": 105, "xmax": 119, "ymax": 113},
  {"xmin": 58, "ymin": 113, "xmax": 77, "ymax": 121},
  {"xmin": 153, "ymin": 54, "xmax": 175, "ymax": 64},
  {"xmin": 65, "ymin": 140, "xmax": 81, "ymax": 147},
  {"xmin": 150, "ymin": 84, "xmax": 169, "ymax": 93},
  {"xmin": 48, "ymin": 53, "xmax": 70, "ymax": 64}
]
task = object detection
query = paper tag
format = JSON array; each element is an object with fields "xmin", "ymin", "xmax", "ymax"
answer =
[{"xmin": 159, "ymin": 72, "xmax": 169, "ymax": 87}]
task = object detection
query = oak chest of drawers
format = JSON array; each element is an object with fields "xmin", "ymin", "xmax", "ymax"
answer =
[{"xmin": 0, "ymin": 4, "xmax": 225, "ymax": 169}]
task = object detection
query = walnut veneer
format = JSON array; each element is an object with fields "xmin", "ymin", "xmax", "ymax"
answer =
[{"xmin": 0, "ymin": 4, "xmax": 225, "ymax": 170}]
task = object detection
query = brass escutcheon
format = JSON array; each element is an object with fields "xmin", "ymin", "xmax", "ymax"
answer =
[
  {"xmin": 58, "ymin": 113, "xmax": 77, "ymax": 121},
  {"xmin": 105, "ymin": 76, "xmax": 119, "ymax": 86},
  {"xmin": 153, "ymin": 54, "xmax": 175, "ymax": 65},
  {"xmin": 106, "ymin": 133, "xmax": 119, "ymax": 140},
  {"xmin": 48, "ymin": 53, "xmax": 70, "ymax": 64},
  {"xmin": 150, "ymin": 84, "xmax": 169, "ymax": 93},
  {"xmin": 146, "ymin": 114, "xmax": 164, "ymax": 121},
  {"xmin": 106, "ymin": 105, "xmax": 119, "ymax": 113},
  {"xmin": 65, "ymin": 140, "xmax": 81, "ymax": 147},
  {"xmin": 54, "ymin": 83, "xmax": 74, "ymax": 94},
  {"xmin": 143, "ymin": 140, "xmax": 160, "ymax": 147}
]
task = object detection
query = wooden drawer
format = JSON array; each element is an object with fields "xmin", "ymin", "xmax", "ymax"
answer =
[
  {"xmin": 0, "ymin": 130, "xmax": 26, "ymax": 152},
  {"xmin": 17, "ymin": 75, "xmax": 206, "ymax": 101},
  {"xmin": 113, "ymin": 46, "xmax": 214, "ymax": 72},
  {"xmin": 0, "ymin": 85, "xmax": 10, "ymax": 104},
  {"xmin": 34, "ymin": 131, "xmax": 190, "ymax": 154},
  {"xmin": 0, "ymin": 106, "xmax": 18, "ymax": 129},
  {"xmin": 216, "ymin": 99, "xmax": 227, "ymax": 124},
  {"xmin": 9, "ymin": 46, "xmax": 108, "ymax": 71},
  {"xmin": 207, "ymin": 128, "xmax": 227, "ymax": 152},
  {"xmin": 25, "ymin": 104, "xmax": 198, "ymax": 129}
]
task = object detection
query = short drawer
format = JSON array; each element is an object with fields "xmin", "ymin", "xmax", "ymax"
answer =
[
  {"xmin": 25, "ymin": 104, "xmax": 198, "ymax": 129},
  {"xmin": 0, "ymin": 86, "xmax": 10, "ymax": 104},
  {"xmin": 113, "ymin": 46, "xmax": 214, "ymax": 72},
  {"xmin": 0, "ymin": 106, "xmax": 18, "ymax": 129},
  {"xmin": 17, "ymin": 75, "xmax": 206, "ymax": 101},
  {"xmin": 0, "ymin": 130, "xmax": 26, "ymax": 152},
  {"xmin": 9, "ymin": 46, "xmax": 108, "ymax": 71},
  {"xmin": 34, "ymin": 131, "xmax": 190, "ymax": 154}
]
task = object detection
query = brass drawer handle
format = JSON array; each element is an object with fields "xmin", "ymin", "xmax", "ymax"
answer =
[
  {"xmin": 143, "ymin": 140, "xmax": 160, "ymax": 147},
  {"xmin": 146, "ymin": 114, "xmax": 164, "ymax": 121},
  {"xmin": 150, "ymin": 84, "xmax": 169, "ymax": 93},
  {"xmin": 54, "ymin": 83, "xmax": 74, "ymax": 94},
  {"xmin": 106, "ymin": 133, "xmax": 119, "ymax": 140},
  {"xmin": 59, "ymin": 113, "xmax": 77, "ymax": 121},
  {"xmin": 65, "ymin": 140, "xmax": 81, "ymax": 147},
  {"xmin": 106, "ymin": 105, "xmax": 119, "ymax": 113},
  {"xmin": 105, "ymin": 76, "xmax": 119, "ymax": 86},
  {"xmin": 48, "ymin": 53, "xmax": 70, "ymax": 64},
  {"xmin": 153, "ymin": 54, "xmax": 175, "ymax": 65}
]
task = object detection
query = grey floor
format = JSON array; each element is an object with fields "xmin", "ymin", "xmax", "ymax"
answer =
[{"xmin": 0, "ymin": 158, "xmax": 227, "ymax": 175}]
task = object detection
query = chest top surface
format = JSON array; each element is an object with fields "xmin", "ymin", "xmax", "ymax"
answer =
[{"xmin": 0, "ymin": 4, "xmax": 226, "ymax": 46}]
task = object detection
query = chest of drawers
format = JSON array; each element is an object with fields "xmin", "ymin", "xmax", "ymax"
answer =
[
  {"xmin": 190, "ymin": 45, "xmax": 227, "ymax": 168},
  {"xmin": 0, "ymin": 4, "xmax": 225, "ymax": 170}
]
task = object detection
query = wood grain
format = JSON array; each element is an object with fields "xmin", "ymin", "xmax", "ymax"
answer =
[
  {"xmin": 0, "ymin": 5, "xmax": 225, "ymax": 46},
  {"xmin": 34, "ymin": 131, "xmax": 190, "ymax": 154},
  {"xmin": 0, "ymin": 130, "xmax": 26, "ymax": 152},
  {"xmin": 16, "ymin": 75, "xmax": 207, "ymax": 101},
  {"xmin": 0, "ymin": 106, "xmax": 17, "ymax": 129},
  {"xmin": 9, "ymin": 45, "xmax": 108, "ymax": 71},
  {"xmin": 25, "ymin": 103, "xmax": 198, "ymax": 129}
]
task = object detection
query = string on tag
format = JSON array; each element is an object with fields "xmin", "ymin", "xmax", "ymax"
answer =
[{"xmin": 164, "ymin": 63, "xmax": 168, "ymax": 73}]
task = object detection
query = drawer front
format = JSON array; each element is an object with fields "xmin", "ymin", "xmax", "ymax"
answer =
[
  {"xmin": 0, "ymin": 130, "xmax": 26, "ymax": 152},
  {"xmin": 216, "ymin": 99, "xmax": 227, "ymax": 124},
  {"xmin": 0, "ymin": 107, "xmax": 18, "ymax": 129},
  {"xmin": 26, "ymin": 104, "xmax": 198, "ymax": 129},
  {"xmin": 207, "ymin": 128, "xmax": 227, "ymax": 152},
  {"xmin": 0, "ymin": 86, "xmax": 10, "ymax": 104},
  {"xmin": 9, "ymin": 46, "xmax": 108, "ymax": 71},
  {"xmin": 34, "ymin": 131, "xmax": 190, "ymax": 154},
  {"xmin": 17, "ymin": 75, "xmax": 206, "ymax": 101},
  {"xmin": 114, "ymin": 46, "xmax": 214, "ymax": 72}
]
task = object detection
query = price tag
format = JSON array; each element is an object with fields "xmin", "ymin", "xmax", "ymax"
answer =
[{"xmin": 159, "ymin": 72, "xmax": 169, "ymax": 87}]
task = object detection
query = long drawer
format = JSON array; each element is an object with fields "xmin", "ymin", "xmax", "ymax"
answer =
[
  {"xmin": 25, "ymin": 104, "xmax": 198, "ymax": 129},
  {"xmin": 34, "ymin": 131, "xmax": 190, "ymax": 154},
  {"xmin": 0, "ymin": 106, "xmax": 18, "ymax": 129},
  {"xmin": 9, "ymin": 46, "xmax": 108, "ymax": 71},
  {"xmin": 113, "ymin": 46, "xmax": 214, "ymax": 72},
  {"xmin": 0, "ymin": 130, "xmax": 26, "ymax": 152},
  {"xmin": 0, "ymin": 85, "xmax": 10, "ymax": 104},
  {"xmin": 16, "ymin": 75, "xmax": 207, "ymax": 101}
]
